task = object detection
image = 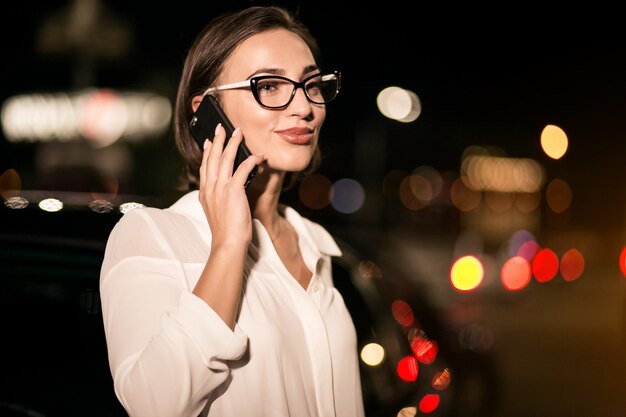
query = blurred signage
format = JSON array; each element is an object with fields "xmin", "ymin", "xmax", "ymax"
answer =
[{"xmin": 1, "ymin": 89, "xmax": 171, "ymax": 147}]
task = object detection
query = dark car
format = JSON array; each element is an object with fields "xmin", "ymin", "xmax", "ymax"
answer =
[{"xmin": 0, "ymin": 197, "xmax": 497, "ymax": 417}]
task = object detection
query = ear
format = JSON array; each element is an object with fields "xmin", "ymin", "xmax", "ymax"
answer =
[{"xmin": 191, "ymin": 95, "xmax": 205, "ymax": 113}]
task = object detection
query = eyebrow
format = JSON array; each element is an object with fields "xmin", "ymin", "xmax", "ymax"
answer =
[{"xmin": 246, "ymin": 65, "xmax": 321, "ymax": 80}]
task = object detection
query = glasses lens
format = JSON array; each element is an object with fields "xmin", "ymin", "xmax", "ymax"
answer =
[
  {"xmin": 255, "ymin": 78, "xmax": 294, "ymax": 108},
  {"xmin": 305, "ymin": 73, "xmax": 340, "ymax": 104},
  {"xmin": 253, "ymin": 73, "xmax": 341, "ymax": 108}
]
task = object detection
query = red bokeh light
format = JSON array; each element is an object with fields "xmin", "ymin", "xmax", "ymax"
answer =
[
  {"xmin": 619, "ymin": 247, "xmax": 626, "ymax": 277},
  {"xmin": 397, "ymin": 355, "xmax": 419, "ymax": 382},
  {"xmin": 560, "ymin": 248, "xmax": 585, "ymax": 282},
  {"xmin": 411, "ymin": 337, "xmax": 438, "ymax": 364},
  {"xmin": 419, "ymin": 394, "xmax": 440, "ymax": 413},
  {"xmin": 501, "ymin": 256, "xmax": 532, "ymax": 291},
  {"xmin": 392, "ymin": 299, "xmax": 415, "ymax": 328},
  {"xmin": 532, "ymin": 248, "xmax": 559, "ymax": 283}
]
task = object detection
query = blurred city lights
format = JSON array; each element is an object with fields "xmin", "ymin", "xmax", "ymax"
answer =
[
  {"xmin": 560, "ymin": 249, "xmax": 585, "ymax": 282},
  {"xmin": 546, "ymin": 178, "xmax": 572, "ymax": 213},
  {"xmin": 357, "ymin": 260, "xmax": 383, "ymax": 279},
  {"xmin": 461, "ymin": 150, "xmax": 545, "ymax": 193},
  {"xmin": 330, "ymin": 178, "xmax": 365, "ymax": 214},
  {"xmin": 501, "ymin": 256, "xmax": 532, "ymax": 291},
  {"xmin": 396, "ymin": 407, "xmax": 417, "ymax": 417},
  {"xmin": 4, "ymin": 196, "xmax": 29, "ymax": 209},
  {"xmin": 450, "ymin": 255, "xmax": 484, "ymax": 291},
  {"xmin": 391, "ymin": 299, "xmax": 415, "ymax": 327},
  {"xmin": 517, "ymin": 240, "xmax": 541, "ymax": 261},
  {"xmin": 399, "ymin": 175, "xmax": 427, "ymax": 210},
  {"xmin": 532, "ymin": 248, "xmax": 559, "ymax": 283},
  {"xmin": 1, "ymin": 89, "xmax": 171, "ymax": 147},
  {"xmin": 376, "ymin": 86, "xmax": 421, "ymax": 123},
  {"xmin": 450, "ymin": 177, "xmax": 481, "ymax": 212},
  {"xmin": 397, "ymin": 355, "xmax": 419, "ymax": 382},
  {"xmin": 360, "ymin": 342, "xmax": 386, "ymax": 367},
  {"xmin": 119, "ymin": 202, "xmax": 145, "ymax": 213},
  {"xmin": 507, "ymin": 229, "xmax": 536, "ymax": 257},
  {"xmin": 514, "ymin": 191, "xmax": 541, "ymax": 213},
  {"xmin": 410, "ymin": 336, "xmax": 438, "ymax": 364},
  {"xmin": 432, "ymin": 368, "xmax": 451, "ymax": 391},
  {"xmin": 38, "ymin": 197, "xmax": 63, "ymax": 212},
  {"xmin": 418, "ymin": 393, "xmax": 440, "ymax": 413},
  {"xmin": 619, "ymin": 247, "xmax": 626, "ymax": 277},
  {"xmin": 540, "ymin": 124, "xmax": 568, "ymax": 160}
]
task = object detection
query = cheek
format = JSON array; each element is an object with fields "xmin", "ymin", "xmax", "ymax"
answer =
[{"xmin": 228, "ymin": 103, "xmax": 274, "ymax": 153}]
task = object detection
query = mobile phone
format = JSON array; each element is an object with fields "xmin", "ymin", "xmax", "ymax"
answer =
[{"xmin": 189, "ymin": 94, "xmax": 257, "ymax": 188}]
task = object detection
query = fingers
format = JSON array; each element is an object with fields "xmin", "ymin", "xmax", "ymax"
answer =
[
  {"xmin": 199, "ymin": 123, "xmax": 226, "ymax": 190},
  {"xmin": 199, "ymin": 124, "xmax": 264, "ymax": 189}
]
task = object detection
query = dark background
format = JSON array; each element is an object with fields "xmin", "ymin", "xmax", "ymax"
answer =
[{"xmin": 4, "ymin": 2, "xmax": 626, "ymax": 230}]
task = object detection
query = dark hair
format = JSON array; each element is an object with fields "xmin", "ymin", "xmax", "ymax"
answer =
[{"xmin": 173, "ymin": 6, "xmax": 324, "ymax": 191}]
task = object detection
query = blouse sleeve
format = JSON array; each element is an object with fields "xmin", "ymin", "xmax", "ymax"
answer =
[{"xmin": 99, "ymin": 208, "xmax": 248, "ymax": 417}]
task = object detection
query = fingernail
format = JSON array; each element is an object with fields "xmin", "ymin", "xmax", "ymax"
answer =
[
  {"xmin": 233, "ymin": 127, "xmax": 241, "ymax": 136},
  {"xmin": 214, "ymin": 123, "xmax": 222, "ymax": 136},
  {"xmin": 203, "ymin": 139, "xmax": 209, "ymax": 149}
]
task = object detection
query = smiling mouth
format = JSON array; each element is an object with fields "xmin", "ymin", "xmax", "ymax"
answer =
[{"xmin": 275, "ymin": 128, "xmax": 313, "ymax": 145}]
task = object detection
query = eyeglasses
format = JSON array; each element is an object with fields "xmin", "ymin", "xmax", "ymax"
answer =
[{"xmin": 203, "ymin": 71, "xmax": 341, "ymax": 109}]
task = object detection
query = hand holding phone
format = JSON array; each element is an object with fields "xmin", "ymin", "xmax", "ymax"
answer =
[{"xmin": 189, "ymin": 95, "xmax": 257, "ymax": 188}]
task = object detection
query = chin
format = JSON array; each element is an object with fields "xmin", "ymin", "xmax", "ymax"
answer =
[{"xmin": 268, "ymin": 153, "xmax": 314, "ymax": 173}]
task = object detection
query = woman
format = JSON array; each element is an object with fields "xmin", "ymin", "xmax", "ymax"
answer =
[{"xmin": 99, "ymin": 6, "xmax": 365, "ymax": 417}]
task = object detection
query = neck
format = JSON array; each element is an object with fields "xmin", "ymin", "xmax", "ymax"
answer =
[{"xmin": 247, "ymin": 169, "xmax": 285, "ymax": 232}]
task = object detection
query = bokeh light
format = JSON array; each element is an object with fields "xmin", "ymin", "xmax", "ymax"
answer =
[
  {"xmin": 330, "ymin": 178, "xmax": 365, "ymax": 214},
  {"xmin": 410, "ymin": 336, "xmax": 438, "ymax": 364},
  {"xmin": 619, "ymin": 247, "xmax": 626, "ymax": 277},
  {"xmin": 450, "ymin": 176, "xmax": 481, "ymax": 212},
  {"xmin": 532, "ymin": 248, "xmax": 559, "ymax": 283},
  {"xmin": 376, "ymin": 86, "xmax": 421, "ymax": 122},
  {"xmin": 450, "ymin": 255, "xmax": 484, "ymax": 291},
  {"xmin": 0, "ymin": 168, "xmax": 21, "ymax": 200},
  {"xmin": 432, "ymin": 368, "xmax": 451, "ymax": 390},
  {"xmin": 38, "ymin": 198, "xmax": 63, "ymax": 212},
  {"xmin": 358, "ymin": 260, "xmax": 383, "ymax": 279},
  {"xmin": 541, "ymin": 124, "xmax": 568, "ymax": 159},
  {"xmin": 546, "ymin": 178, "xmax": 572, "ymax": 213},
  {"xmin": 560, "ymin": 249, "xmax": 584, "ymax": 282},
  {"xmin": 501, "ymin": 256, "xmax": 532, "ymax": 291},
  {"xmin": 360, "ymin": 342, "xmax": 385, "ymax": 367},
  {"xmin": 397, "ymin": 355, "xmax": 419, "ymax": 382},
  {"xmin": 391, "ymin": 299, "xmax": 414, "ymax": 327},
  {"xmin": 418, "ymin": 394, "xmax": 440, "ymax": 413}
]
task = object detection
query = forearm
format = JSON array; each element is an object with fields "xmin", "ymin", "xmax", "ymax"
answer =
[{"xmin": 193, "ymin": 242, "xmax": 248, "ymax": 329}]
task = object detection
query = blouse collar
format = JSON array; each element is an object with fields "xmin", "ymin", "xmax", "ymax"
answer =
[{"xmin": 167, "ymin": 190, "xmax": 342, "ymax": 258}]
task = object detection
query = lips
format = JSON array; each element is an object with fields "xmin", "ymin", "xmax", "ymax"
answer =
[{"xmin": 275, "ymin": 127, "xmax": 314, "ymax": 145}]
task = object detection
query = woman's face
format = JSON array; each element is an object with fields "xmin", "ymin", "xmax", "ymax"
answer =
[{"xmin": 205, "ymin": 29, "xmax": 326, "ymax": 173}]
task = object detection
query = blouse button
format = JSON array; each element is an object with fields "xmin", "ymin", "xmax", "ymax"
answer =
[{"xmin": 311, "ymin": 283, "xmax": 319, "ymax": 292}]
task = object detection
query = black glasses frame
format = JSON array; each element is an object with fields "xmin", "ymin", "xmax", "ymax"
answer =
[{"xmin": 203, "ymin": 71, "xmax": 341, "ymax": 109}]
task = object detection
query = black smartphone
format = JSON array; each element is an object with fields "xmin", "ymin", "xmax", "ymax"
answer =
[{"xmin": 189, "ymin": 94, "xmax": 257, "ymax": 188}]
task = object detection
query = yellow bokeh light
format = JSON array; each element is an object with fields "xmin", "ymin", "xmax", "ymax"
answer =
[
  {"xmin": 360, "ymin": 342, "xmax": 385, "ymax": 366},
  {"xmin": 450, "ymin": 255, "xmax": 484, "ymax": 291},
  {"xmin": 541, "ymin": 124, "xmax": 568, "ymax": 159}
]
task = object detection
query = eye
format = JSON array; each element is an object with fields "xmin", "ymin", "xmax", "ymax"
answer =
[{"xmin": 256, "ymin": 78, "xmax": 289, "ymax": 96}]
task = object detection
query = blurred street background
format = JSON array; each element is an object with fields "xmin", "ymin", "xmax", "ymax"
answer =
[{"xmin": 2, "ymin": 1, "xmax": 626, "ymax": 416}]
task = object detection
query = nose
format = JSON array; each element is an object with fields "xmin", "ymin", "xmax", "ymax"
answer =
[{"xmin": 288, "ymin": 86, "xmax": 314, "ymax": 116}]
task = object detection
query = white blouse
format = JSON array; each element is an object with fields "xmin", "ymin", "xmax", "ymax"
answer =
[{"xmin": 99, "ymin": 191, "xmax": 365, "ymax": 417}]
